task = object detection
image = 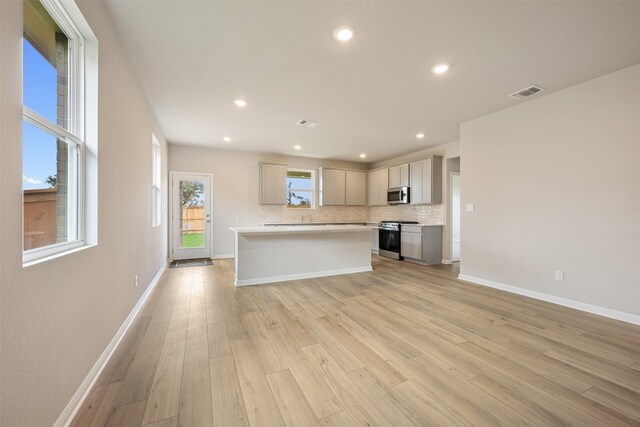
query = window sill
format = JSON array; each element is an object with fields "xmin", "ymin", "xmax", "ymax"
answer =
[{"xmin": 23, "ymin": 243, "xmax": 97, "ymax": 268}]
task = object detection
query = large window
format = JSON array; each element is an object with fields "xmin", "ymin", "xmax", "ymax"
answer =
[
  {"xmin": 22, "ymin": 0, "xmax": 89, "ymax": 262},
  {"xmin": 152, "ymin": 134, "xmax": 162, "ymax": 226},
  {"xmin": 287, "ymin": 169, "xmax": 315, "ymax": 209}
]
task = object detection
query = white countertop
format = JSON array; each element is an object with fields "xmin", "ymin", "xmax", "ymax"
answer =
[
  {"xmin": 230, "ymin": 224, "xmax": 378, "ymax": 235},
  {"xmin": 414, "ymin": 224, "xmax": 444, "ymax": 227}
]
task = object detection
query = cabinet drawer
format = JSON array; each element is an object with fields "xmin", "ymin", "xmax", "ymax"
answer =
[{"xmin": 401, "ymin": 225, "xmax": 422, "ymax": 234}]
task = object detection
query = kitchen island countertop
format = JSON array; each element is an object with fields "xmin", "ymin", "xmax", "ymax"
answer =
[{"xmin": 231, "ymin": 224, "xmax": 378, "ymax": 235}]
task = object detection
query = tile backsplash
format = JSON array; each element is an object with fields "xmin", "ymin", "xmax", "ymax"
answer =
[
  {"xmin": 369, "ymin": 204, "xmax": 445, "ymax": 224},
  {"xmin": 258, "ymin": 205, "xmax": 370, "ymax": 223},
  {"xmin": 258, "ymin": 204, "xmax": 444, "ymax": 224}
]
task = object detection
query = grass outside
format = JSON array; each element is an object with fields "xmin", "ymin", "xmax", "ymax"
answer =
[{"xmin": 182, "ymin": 232, "xmax": 204, "ymax": 248}]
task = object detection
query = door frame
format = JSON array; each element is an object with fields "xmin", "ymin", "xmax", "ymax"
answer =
[
  {"xmin": 449, "ymin": 171, "xmax": 461, "ymax": 262},
  {"xmin": 169, "ymin": 171, "xmax": 214, "ymax": 261}
]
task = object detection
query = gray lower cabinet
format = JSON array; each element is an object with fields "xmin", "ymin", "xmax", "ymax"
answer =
[{"xmin": 400, "ymin": 225, "xmax": 442, "ymax": 265}]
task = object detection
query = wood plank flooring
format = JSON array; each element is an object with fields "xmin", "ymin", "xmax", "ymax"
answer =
[{"xmin": 71, "ymin": 257, "xmax": 640, "ymax": 426}]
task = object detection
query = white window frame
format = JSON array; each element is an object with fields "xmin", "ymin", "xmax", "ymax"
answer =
[
  {"xmin": 152, "ymin": 134, "xmax": 162, "ymax": 227},
  {"xmin": 22, "ymin": 0, "xmax": 90, "ymax": 264},
  {"xmin": 286, "ymin": 168, "xmax": 316, "ymax": 209}
]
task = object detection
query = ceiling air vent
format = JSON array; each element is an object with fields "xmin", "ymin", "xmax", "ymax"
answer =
[
  {"xmin": 296, "ymin": 119, "xmax": 319, "ymax": 128},
  {"xmin": 509, "ymin": 85, "xmax": 544, "ymax": 100}
]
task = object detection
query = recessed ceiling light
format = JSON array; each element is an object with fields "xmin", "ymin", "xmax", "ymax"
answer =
[
  {"xmin": 359, "ymin": 153, "xmax": 366, "ymax": 158},
  {"xmin": 223, "ymin": 136, "xmax": 231, "ymax": 142},
  {"xmin": 233, "ymin": 99, "xmax": 247, "ymax": 107},
  {"xmin": 431, "ymin": 63, "xmax": 449, "ymax": 74},
  {"xmin": 334, "ymin": 26, "xmax": 355, "ymax": 42},
  {"xmin": 416, "ymin": 133, "xmax": 425, "ymax": 139},
  {"xmin": 294, "ymin": 145, "xmax": 301, "ymax": 150}
]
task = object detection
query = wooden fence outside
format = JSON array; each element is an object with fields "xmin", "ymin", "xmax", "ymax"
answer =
[
  {"xmin": 24, "ymin": 188, "xmax": 57, "ymax": 250},
  {"xmin": 181, "ymin": 206, "xmax": 204, "ymax": 233}
]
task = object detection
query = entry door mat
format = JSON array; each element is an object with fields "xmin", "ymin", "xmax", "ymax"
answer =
[{"xmin": 169, "ymin": 258, "xmax": 214, "ymax": 269}]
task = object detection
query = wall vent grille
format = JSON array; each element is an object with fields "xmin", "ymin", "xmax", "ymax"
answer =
[
  {"xmin": 296, "ymin": 119, "xmax": 319, "ymax": 128},
  {"xmin": 509, "ymin": 85, "xmax": 544, "ymax": 99}
]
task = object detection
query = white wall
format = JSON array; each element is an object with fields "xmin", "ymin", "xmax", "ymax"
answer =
[
  {"xmin": 0, "ymin": 1, "xmax": 169, "ymax": 425},
  {"xmin": 168, "ymin": 145, "xmax": 369, "ymax": 257},
  {"xmin": 460, "ymin": 63, "xmax": 640, "ymax": 320}
]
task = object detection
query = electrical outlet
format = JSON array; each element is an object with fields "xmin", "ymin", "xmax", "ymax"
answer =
[
  {"xmin": 134, "ymin": 275, "xmax": 138, "ymax": 287},
  {"xmin": 235, "ymin": 215, "xmax": 240, "ymax": 222},
  {"xmin": 465, "ymin": 204, "xmax": 474, "ymax": 212},
  {"xmin": 555, "ymin": 270, "xmax": 564, "ymax": 281}
]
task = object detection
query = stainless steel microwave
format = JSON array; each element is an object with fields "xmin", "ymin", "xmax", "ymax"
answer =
[{"xmin": 387, "ymin": 186, "xmax": 410, "ymax": 205}]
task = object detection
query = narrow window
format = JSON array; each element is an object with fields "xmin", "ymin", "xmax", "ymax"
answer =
[
  {"xmin": 22, "ymin": 0, "xmax": 91, "ymax": 263},
  {"xmin": 152, "ymin": 135, "xmax": 162, "ymax": 226},
  {"xmin": 286, "ymin": 169, "xmax": 315, "ymax": 209}
]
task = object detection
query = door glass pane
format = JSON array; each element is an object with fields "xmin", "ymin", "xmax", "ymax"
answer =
[
  {"xmin": 180, "ymin": 180, "xmax": 205, "ymax": 249},
  {"xmin": 23, "ymin": 120, "xmax": 77, "ymax": 250}
]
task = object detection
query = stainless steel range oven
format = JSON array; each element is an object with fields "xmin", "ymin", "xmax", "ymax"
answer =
[
  {"xmin": 379, "ymin": 221, "xmax": 400, "ymax": 260},
  {"xmin": 378, "ymin": 221, "xmax": 419, "ymax": 260}
]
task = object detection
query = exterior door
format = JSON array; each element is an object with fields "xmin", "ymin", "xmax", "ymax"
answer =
[{"xmin": 171, "ymin": 172, "xmax": 212, "ymax": 260}]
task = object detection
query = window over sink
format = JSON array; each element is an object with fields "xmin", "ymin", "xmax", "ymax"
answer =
[{"xmin": 286, "ymin": 169, "xmax": 315, "ymax": 209}]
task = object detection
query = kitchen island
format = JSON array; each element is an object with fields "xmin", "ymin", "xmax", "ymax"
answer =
[{"xmin": 229, "ymin": 225, "xmax": 377, "ymax": 286}]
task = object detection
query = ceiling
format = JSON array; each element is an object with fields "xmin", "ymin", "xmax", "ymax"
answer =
[{"xmin": 103, "ymin": 1, "xmax": 640, "ymax": 163}]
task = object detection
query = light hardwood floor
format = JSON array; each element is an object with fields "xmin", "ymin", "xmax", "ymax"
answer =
[{"xmin": 71, "ymin": 256, "xmax": 640, "ymax": 426}]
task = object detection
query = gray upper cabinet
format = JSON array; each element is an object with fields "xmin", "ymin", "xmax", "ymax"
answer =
[
  {"xmin": 345, "ymin": 170, "xmax": 367, "ymax": 206},
  {"xmin": 388, "ymin": 163, "xmax": 409, "ymax": 188},
  {"xmin": 260, "ymin": 163, "xmax": 287, "ymax": 205},
  {"xmin": 367, "ymin": 168, "xmax": 388, "ymax": 206},
  {"xmin": 410, "ymin": 156, "xmax": 442, "ymax": 204},
  {"xmin": 319, "ymin": 168, "xmax": 346, "ymax": 206}
]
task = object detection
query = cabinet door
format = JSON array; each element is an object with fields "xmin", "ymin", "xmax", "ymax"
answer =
[
  {"xmin": 389, "ymin": 166, "xmax": 401, "ymax": 188},
  {"xmin": 367, "ymin": 171, "xmax": 378, "ymax": 206},
  {"xmin": 400, "ymin": 164, "xmax": 410, "ymax": 187},
  {"xmin": 346, "ymin": 171, "xmax": 366, "ymax": 205},
  {"xmin": 411, "ymin": 233, "xmax": 422, "ymax": 260},
  {"xmin": 260, "ymin": 164, "xmax": 287, "ymax": 205},
  {"xmin": 422, "ymin": 158, "xmax": 433, "ymax": 204},
  {"xmin": 401, "ymin": 230, "xmax": 423, "ymax": 259},
  {"xmin": 367, "ymin": 169, "xmax": 388, "ymax": 206},
  {"xmin": 322, "ymin": 169, "xmax": 346, "ymax": 205},
  {"xmin": 377, "ymin": 168, "xmax": 388, "ymax": 205},
  {"xmin": 410, "ymin": 161, "xmax": 424, "ymax": 204},
  {"xmin": 401, "ymin": 232, "xmax": 413, "ymax": 258}
]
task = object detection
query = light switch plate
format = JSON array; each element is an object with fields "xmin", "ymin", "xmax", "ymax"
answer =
[{"xmin": 465, "ymin": 204, "xmax": 474, "ymax": 212}]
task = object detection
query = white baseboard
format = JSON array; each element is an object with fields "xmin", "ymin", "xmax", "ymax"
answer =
[
  {"xmin": 236, "ymin": 266, "xmax": 373, "ymax": 287},
  {"xmin": 54, "ymin": 261, "xmax": 168, "ymax": 427},
  {"xmin": 441, "ymin": 259, "xmax": 453, "ymax": 265},
  {"xmin": 458, "ymin": 274, "xmax": 640, "ymax": 326},
  {"xmin": 212, "ymin": 253, "xmax": 234, "ymax": 260}
]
